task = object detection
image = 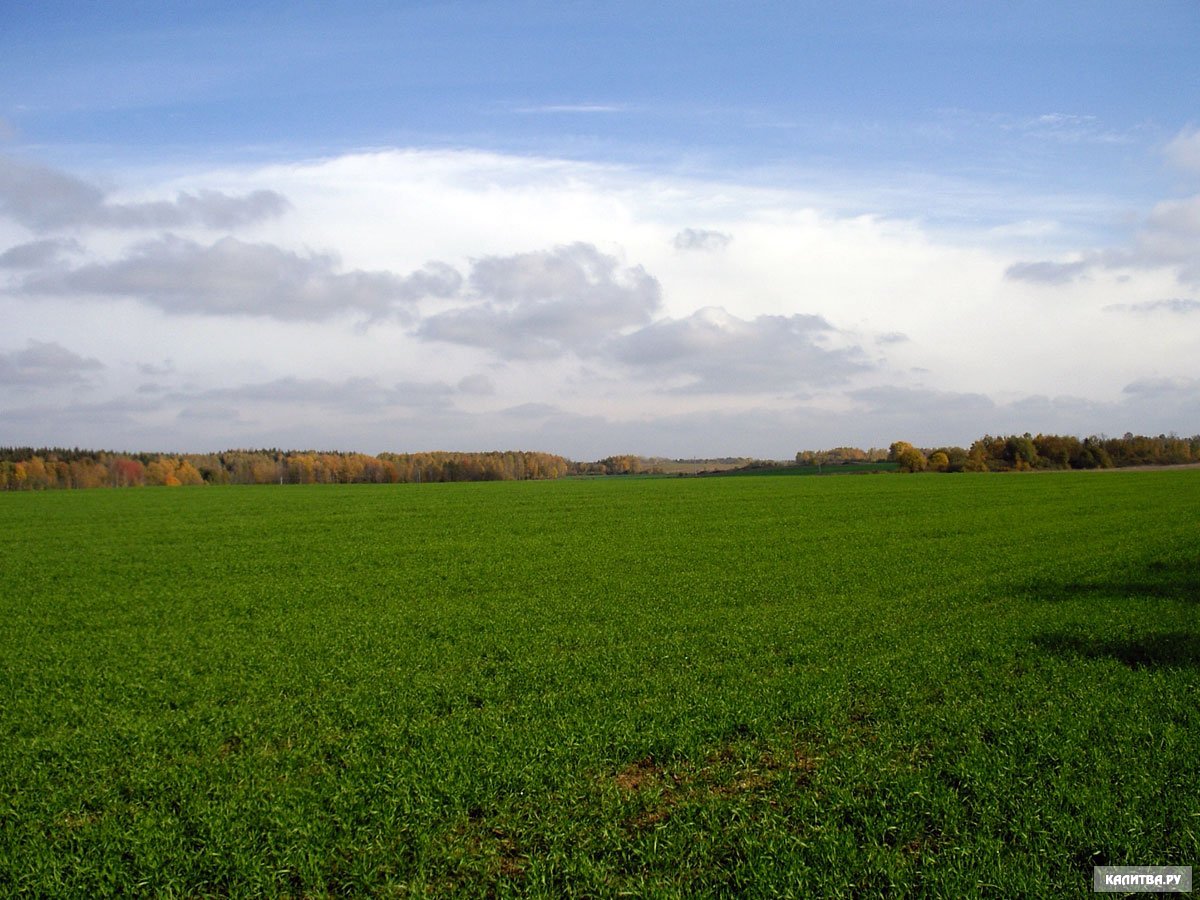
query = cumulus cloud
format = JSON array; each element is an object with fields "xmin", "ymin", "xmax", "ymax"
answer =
[
  {"xmin": 0, "ymin": 238, "xmax": 83, "ymax": 268},
  {"xmin": 20, "ymin": 235, "xmax": 462, "ymax": 320},
  {"xmin": 673, "ymin": 228, "xmax": 732, "ymax": 251},
  {"xmin": 609, "ymin": 307, "xmax": 869, "ymax": 393},
  {"xmin": 418, "ymin": 242, "xmax": 661, "ymax": 358},
  {"xmin": 1104, "ymin": 298, "xmax": 1200, "ymax": 315},
  {"xmin": 0, "ymin": 340, "xmax": 103, "ymax": 386},
  {"xmin": 0, "ymin": 156, "xmax": 289, "ymax": 231}
]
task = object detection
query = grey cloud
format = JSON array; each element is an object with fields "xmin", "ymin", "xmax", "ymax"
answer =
[
  {"xmin": 22, "ymin": 235, "xmax": 461, "ymax": 320},
  {"xmin": 846, "ymin": 383, "xmax": 1200, "ymax": 448},
  {"xmin": 391, "ymin": 380, "xmax": 457, "ymax": 408},
  {"xmin": 138, "ymin": 360, "xmax": 175, "ymax": 376},
  {"xmin": 0, "ymin": 395, "xmax": 166, "ymax": 451},
  {"xmin": 1122, "ymin": 376, "xmax": 1200, "ymax": 401},
  {"xmin": 1004, "ymin": 258, "xmax": 1093, "ymax": 284},
  {"xmin": 0, "ymin": 238, "xmax": 82, "ymax": 268},
  {"xmin": 1104, "ymin": 298, "xmax": 1200, "ymax": 315},
  {"xmin": 609, "ymin": 307, "xmax": 869, "ymax": 393},
  {"xmin": 0, "ymin": 340, "xmax": 103, "ymax": 386},
  {"xmin": 0, "ymin": 158, "xmax": 102, "ymax": 231},
  {"xmin": 177, "ymin": 403, "xmax": 245, "ymax": 422},
  {"xmin": 0, "ymin": 156, "xmax": 290, "ymax": 231},
  {"xmin": 850, "ymin": 385, "xmax": 997, "ymax": 419},
  {"xmin": 419, "ymin": 243, "xmax": 661, "ymax": 358},
  {"xmin": 498, "ymin": 402, "xmax": 562, "ymax": 419},
  {"xmin": 844, "ymin": 385, "xmax": 1097, "ymax": 447},
  {"xmin": 457, "ymin": 373, "xmax": 496, "ymax": 395},
  {"xmin": 173, "ymin": 375, "xmax": 458, "ymax": 414},
  {"xmin": 673, "ymin": 228, "xmax": 732, "ymax": 252},
  {"xmin": 1119, "ymin": 377, "xmax": 1200, "ymax": 423},
  {"xmin": 876, "ymin": 331, "xmax": 910, "ymax": 345}
]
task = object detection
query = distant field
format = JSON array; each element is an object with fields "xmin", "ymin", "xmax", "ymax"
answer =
[
  {"xmin": 717, "ymin": 461, "xmax": 899, "ymax": 476},
  {"xmin": 2, "ymin": 473, "xmax": 1197, "ymax": 896}
]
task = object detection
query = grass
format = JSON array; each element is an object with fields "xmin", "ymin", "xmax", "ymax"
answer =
[{"xmin": 1, "ymin": 472, "xmax": 1197, "ymax": 896}]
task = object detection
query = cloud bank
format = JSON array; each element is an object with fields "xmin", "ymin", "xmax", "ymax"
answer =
[{"xmin": 2, "ymin": 142, "xmax": 1198, "ymax": 457}]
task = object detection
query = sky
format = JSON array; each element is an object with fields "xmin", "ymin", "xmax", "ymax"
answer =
[{"xmin": 2, "ymin": 1, "xmax": 1198, "ymax": 459}]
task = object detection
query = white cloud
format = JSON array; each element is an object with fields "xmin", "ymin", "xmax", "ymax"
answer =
[
  {"xmin": 1165, "ymin": 128, "xmax": 1200, "ymax": 175},
  {"xmin": 1104, "ymin": 298, "xmax": 1200, "ymax": 315},
  {"xmin": 512, "ymin": 104, "xmax": 626, "ymax": 114},
  {"xmin": 1006, "ymin": 128, "xmax": 1200, "ymax": 287},
  {"xmin": 673, "ymin": 228, "xmax": 732, "ymax": 252},
  {"xmin": 2, "ymin": 147, "xmax": 1197, "ymax": 456}
]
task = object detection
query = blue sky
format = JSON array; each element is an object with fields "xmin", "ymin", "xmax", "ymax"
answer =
[
  {"xmin": 7, "ymin": 3, "xmax": 1192, "ymax": 176},
  {"xmin": 2, "ymin": 2, "xmax": 1198, "ymax": 456}
]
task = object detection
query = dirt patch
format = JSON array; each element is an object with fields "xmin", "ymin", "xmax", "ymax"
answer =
[
  {"xmin": 615, "ymin": 756, "xmax": 664, "ymax": 793},
  {"xmin": 490, "ymin": 827, "xmax": 527, "ymax": 879},
  {"xmin": 60, "ymin": 810, "xmax": 102, "ymax": 829},
  {"xmin": 431, "ymin": 816, "xmax": 528, "ymax": 887},
  {"xmin": 613, "ymin": 740, "xmax": 821, "ymax": 829}
]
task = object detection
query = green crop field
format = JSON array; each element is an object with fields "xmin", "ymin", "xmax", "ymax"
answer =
[{"xmin": 2, "ymin": 472, "xmax": 1197, "ymax": 897}]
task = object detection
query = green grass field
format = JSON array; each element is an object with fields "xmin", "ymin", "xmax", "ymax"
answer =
[{"xmin": 2, "ymin": 472, "xmax": 1197, "ymax": 896}]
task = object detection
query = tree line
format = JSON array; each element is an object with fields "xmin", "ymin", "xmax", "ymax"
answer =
[
  {"xmin": 5, "ymin": 432, "xmax": 1197, "ymax": 490},
  {"xmin": 0, "ymin": 448, "xmax": 572, "ymax": 490},
  {"xmin": 793, "ymin": 433, "xmax": 1200, "ymax": 474},
  {"xmin": 884, "ymin": 433, "xmax": 1200, "ymax": 473}
]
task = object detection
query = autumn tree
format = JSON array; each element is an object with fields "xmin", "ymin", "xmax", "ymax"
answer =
[
  {"xmin": 927, "ymin": 450, "xmax": 950, "ymax": 472},
  {"xmin": 888, "ymin": 441, "xmax": 927, "ymax": 473}
]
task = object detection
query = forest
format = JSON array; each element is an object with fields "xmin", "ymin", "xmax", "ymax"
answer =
[
  {"xmin": 790, "ymin": 433, "xmax": 1200, "ymax": 473},
  {"xmin": 2, "ymin": 433, "xmax": 1197, "ymax": 490},
  {"xmin": 0, "ymin": 448, "xmax": 572, "ymax": 490},
  {"xmin": 881, "ymin": 433, "xmax": 1200, "ymax": 473}
]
